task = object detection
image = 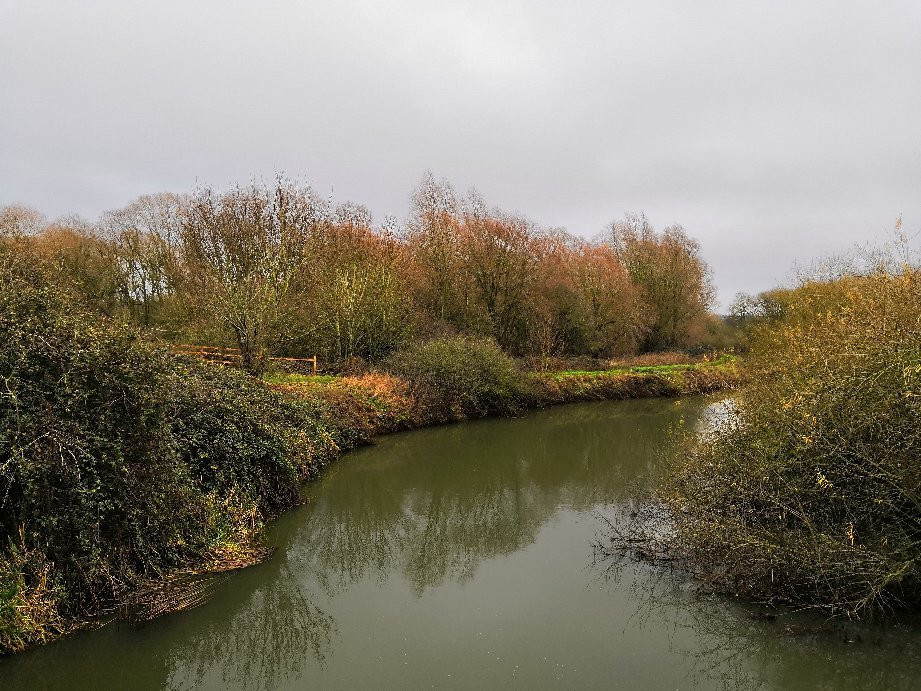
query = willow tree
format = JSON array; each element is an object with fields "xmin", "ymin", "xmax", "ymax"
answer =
[
  {"xmin": 459, "ymin": 196, "xmax": 541, "ymax": 353},
  {"xmin": 405, "ymin": 172, "xmax": 469, "ymax": 329},
  {"xmin": 307, "ymin": 214, "xmax": 416, "ymax": 362},
  {"xmin": 604, "ymin": 213, "xmax": 713, "ymax": 351},
  {"xmin": 569, "ymin": 243, "xmax": 650, "ymax": 356}
]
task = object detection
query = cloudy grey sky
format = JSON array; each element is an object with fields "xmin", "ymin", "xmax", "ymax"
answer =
[{"xmin": 2, "ymin": 0, "xmax": 919, "ymax": 306}]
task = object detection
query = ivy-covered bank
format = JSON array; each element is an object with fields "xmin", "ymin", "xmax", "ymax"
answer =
[{"xmin": 0, "ymin": 254, "xmax": 740, "ymax": 654}]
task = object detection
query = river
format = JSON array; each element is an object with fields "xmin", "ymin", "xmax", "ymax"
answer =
[{"xmin": 2, "ymin": 397, "xmax": 920, "ymax": 689}]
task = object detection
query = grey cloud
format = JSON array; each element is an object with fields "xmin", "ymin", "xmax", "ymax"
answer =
[{"xmin": 2, "ymin": 0, "xmax": 919, "ymax": 306}]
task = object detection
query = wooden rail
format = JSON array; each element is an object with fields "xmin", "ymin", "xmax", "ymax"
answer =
[
  {"xmin": 268, "ymin": 354, "xmax": 319, "ymax": 375},
  {"xmin": 172, "ymin": 345, "xmax": 318, "ymax": 374}
]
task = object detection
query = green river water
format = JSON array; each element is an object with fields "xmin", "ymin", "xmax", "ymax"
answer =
[{"xmin": 2, "ymin": 397, "xmax": 920, "ymax": 689}]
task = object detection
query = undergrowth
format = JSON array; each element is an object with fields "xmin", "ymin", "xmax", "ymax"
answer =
[{"xmin": 628, "ymin": 267, "xmax": 921, "ymax": 618}]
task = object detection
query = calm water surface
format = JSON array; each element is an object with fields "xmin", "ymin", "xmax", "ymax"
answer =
[{"xmin": 3, "ymin": 398, "xmax": 920, "ymax": 689}]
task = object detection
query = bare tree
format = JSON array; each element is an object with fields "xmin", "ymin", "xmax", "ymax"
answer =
[
  {"xmin": 0, "ymin": 205, "xmax": 46, "ymax": 237},
  {"xmin": 100, "ymin": 193, "xmax": 185, "ymax": 325},
  {"xmin": 178, "ymin": 179, "xmax": 322, "ymax": 372}
]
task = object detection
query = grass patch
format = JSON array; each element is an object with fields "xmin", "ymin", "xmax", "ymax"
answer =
[
  {"xmin": 553, "ymin": 354, "xmax": 736, "ymax": 379},
  {"xmin": 262, "ymin": 372, "xmax": 339, "ymax": 386}
]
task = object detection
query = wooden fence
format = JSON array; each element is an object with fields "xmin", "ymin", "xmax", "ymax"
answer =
[{"xmin": 172, "ymin": 345, "xmax": 318, "ymax": 374}]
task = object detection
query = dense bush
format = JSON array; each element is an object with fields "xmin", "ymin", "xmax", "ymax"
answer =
[
  {"xmin": 1, "ymin": 253, "xmax": 196, "ymax": 611},
  {"xmin": 169, "ymin": 364, "xmax": 334, "ymax": 515},
  {"xmin": 658, "ymin": 267, "xmax": 921, "ymax": 617},
  {"xmin": 385, "ymin": 337, "xmax": 527, "ymax": 421},
  {"xmin": 0, "ymin": 246, "xmax": 341, "ymax": 651}
]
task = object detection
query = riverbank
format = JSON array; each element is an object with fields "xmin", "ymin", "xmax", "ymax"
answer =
[
  {"xmin": 0, "ymin": 322, "xmax": 740, "ymax": 654},
  {"xmin": 269, "ymin": 354, "xmax": 741, "ymax": 442}
]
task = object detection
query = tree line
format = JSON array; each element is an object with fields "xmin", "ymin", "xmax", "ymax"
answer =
[{"xmin": 1, "ymin": 172, "xmax": 720, "ymax": 371}]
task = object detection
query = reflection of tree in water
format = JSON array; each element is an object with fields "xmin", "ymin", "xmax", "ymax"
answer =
[
  {"xmin": 595, "ymin": 553, "xmax": 921, "ymax": 691},
  {"xmin": 292, "ymin": 398, "xmax": 703, "ymax": 596},
  {"xmin": 402, "ymin": 484, "xmax": 545, "ymax": 593},
  {"xmin": 0, "ymin": 398, "xmax": 712, "ymax": 690},
  {"xmin": 165, "ymin": 562, "xmax": 336, "ymax": 691}
]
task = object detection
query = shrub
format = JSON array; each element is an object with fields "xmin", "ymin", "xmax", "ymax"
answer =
[
  {"xmin": 1, "ymin": 254, "xmax": 204, "ymax": 616},
  {"xmin": 385, "ymin": 337, "xmax": 526, "ymax": 421},
  {"xmin": 168, "ymin": 363, "xmax": 332, "ymax": 516},
  {"xmin": 656, "ymin": 267, "xmax": 921, "ymax": 617},
  {"xmin": 0, "ymin": 245, "xmax": 341, "ymax": 650}
]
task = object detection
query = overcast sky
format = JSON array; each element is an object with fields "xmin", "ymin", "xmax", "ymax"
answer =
[{"xmin": 2, "ymin": 0, "xmax": 919, "ymax": 306}]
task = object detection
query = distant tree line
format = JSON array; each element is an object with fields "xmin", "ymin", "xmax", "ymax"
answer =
[{"xmin": 1, "ymin": 172, "xmax": 721, "ymax": 371}]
